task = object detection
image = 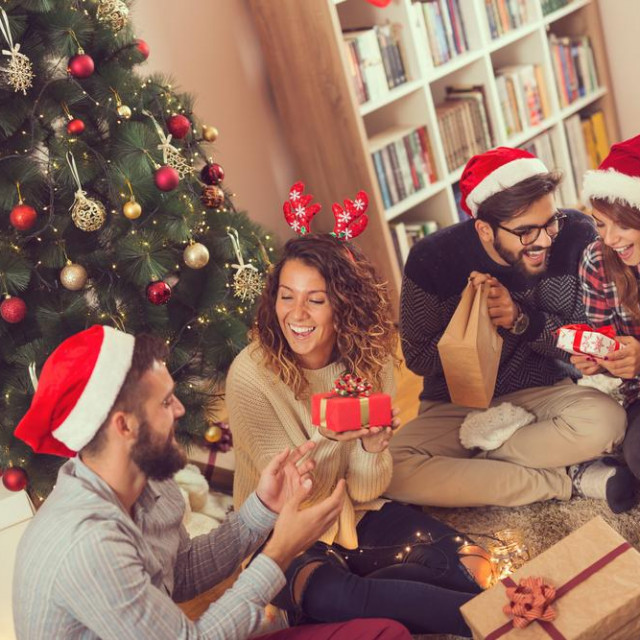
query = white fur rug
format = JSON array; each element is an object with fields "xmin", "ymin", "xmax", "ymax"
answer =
[{"xmin": 418, "ymin": 496, "xmax": 640, "ymax": 639}]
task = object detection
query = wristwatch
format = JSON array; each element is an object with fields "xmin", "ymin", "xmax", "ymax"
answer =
[{"xmin": 510, "ymin": 304, "xmax": 530, "ymax": 336}]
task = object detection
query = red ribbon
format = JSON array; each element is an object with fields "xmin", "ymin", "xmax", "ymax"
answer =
[
  {"xmin": 363, "ymin": 0, "xmax": 392, "ymax": 6},
  {"xmin": 204, "ymin": 447, "xmax": 217, "ymax": 484},
  {"xmin": 485, "ymin": 542, "xmax": 632, "ymax": 640}
]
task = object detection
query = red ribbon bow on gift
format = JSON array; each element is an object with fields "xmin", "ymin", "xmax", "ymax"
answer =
[
  {"xmin": 503, "ymin": 576, "xmax": 557, "ymax": 629},
  {"xmin": 333, "ymin": 374, "xmax": 372, "ymax": 398},
  {"xmin": 559, "ymin": 324, "xmax": 616, "ymax": 339},
  {"xmin": 486, "ymin": 541, "xmax": 633, "ymax": 640}
]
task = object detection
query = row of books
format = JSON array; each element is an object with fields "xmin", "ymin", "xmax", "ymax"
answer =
[
  {"xmin": 370, "ymin": 125, "xmax": 438, "ymax": 210},
  {"xmin": 437, "ymin": 86, "xmax": 493, "ymax": 172},
  {"xmin": 495, "ymin": 64, "xmax": 551, "ymax": 137},
  {"xmin": 343, "ymin": 24, "xmax": 407, "ymax": 106},
  {"xmin": 390, "ymin": 220, "xmax": 439, "ymax": 266},
  {"xmin": 520, "ymin": 130, "xmax": 558, "ymax": 177},
  {"xmin": 411, "ymin": 0, "xmax": 469, "ymax": 68},
  {"xmin": 519, "ymin": 130, "xmax": 563, "ymax": 204},
  {"xmin": 548, "ymin": 34, "xmax": 598, "ymax": 108},
  {"xmin": 565, "ymin": 110, "xmax": 609, "ymax": 198},
  {"xmin": 485, "ymin": 0, "xmax": 530, "ymax": 40},
  {"xmin": 541, "ymin": 0, "xmax": 572, "ymax": 16}
]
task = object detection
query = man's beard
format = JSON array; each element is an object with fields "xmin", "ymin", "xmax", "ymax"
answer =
[
  {"xmin": 493, "ymin": 237, "xmax": 550, "ymax": 277},
  {"xmin": 131, "ymin": 418, "xmax": 187, "ymax": 481}
]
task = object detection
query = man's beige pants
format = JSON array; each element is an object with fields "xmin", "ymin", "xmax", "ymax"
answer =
[{"xmin": 387, "ymin": 379, "xmax": 627, "ymax": 507}]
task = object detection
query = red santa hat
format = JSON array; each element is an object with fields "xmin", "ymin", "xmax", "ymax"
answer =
[
  {"xmin": 14, "ymin": 325, "xmax": 135, "ymax": 458},
  {"xmin": 582, "ymin": 134, "xmax": 640, "ymax": 210},
  {"xmin": 460, "ymin": 147, "xmax": 549, "ymax": 217}
]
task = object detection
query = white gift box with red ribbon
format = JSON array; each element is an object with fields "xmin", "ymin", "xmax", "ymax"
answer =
[{"xmin": 556, "ymin": 324, "xmax": 622, "ymax": 358}]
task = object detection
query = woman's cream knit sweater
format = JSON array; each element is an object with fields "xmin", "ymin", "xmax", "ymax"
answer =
[{"xmin": 226, "ymin": 344, "xmax": 395, "ymax": 550}]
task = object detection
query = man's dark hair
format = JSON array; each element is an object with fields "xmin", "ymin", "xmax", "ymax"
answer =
[
  {"xmin": 80, "ymin": 333, "xmax": 169, "ymax": 456},
  {"xmin": 476, "ymin": 172, "xmax": 562, "ymax": 226}
]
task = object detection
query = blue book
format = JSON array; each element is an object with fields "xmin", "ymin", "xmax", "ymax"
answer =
[{"xmin": 372, "ymin": 151, "xmax": 392, "ymax": 209}]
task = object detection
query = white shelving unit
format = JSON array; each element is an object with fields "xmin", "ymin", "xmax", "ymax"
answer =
[{"xmin": 250, "ymin": 0, "xmax": 619, "ymax": 310}]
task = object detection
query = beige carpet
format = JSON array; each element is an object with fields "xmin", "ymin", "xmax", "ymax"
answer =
[{"xmin": 417, "ymin": 497, "xmax": 640, "ymax": 640}]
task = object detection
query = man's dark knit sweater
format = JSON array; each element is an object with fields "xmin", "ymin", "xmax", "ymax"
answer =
[{"xmin": 401, "ymin": 210, "xmax": 597, "ymax": 402}]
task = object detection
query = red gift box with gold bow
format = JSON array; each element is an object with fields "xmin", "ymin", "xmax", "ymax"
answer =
[
  {"xmin": 461, "ymin": 517, "xmax": 640, "ymax": 639},
  {"xmin": 311, "ymin": 374, "xmax": 392, "ymax": 433}
]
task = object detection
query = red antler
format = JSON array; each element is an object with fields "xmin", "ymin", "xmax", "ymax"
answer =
[
  {"xmin": 282, "ymin": 181, "xmax": 321, "ymax": 235},
  {"xmin": 331, "ymin": 191, "xmax": 369, "ymax": 240}
]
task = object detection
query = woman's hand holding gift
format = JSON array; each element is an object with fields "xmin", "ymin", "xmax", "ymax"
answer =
[
  {"xmin": 570, "ymin": 354, "xmax": 605, "ymax": 376},
  {"xmin": 318, "ymin": 407, "xmax": 400, "ymax": 453},
  {"xmin": 597, "ymin": 336, "xmax": 640, "ymax": 379}
]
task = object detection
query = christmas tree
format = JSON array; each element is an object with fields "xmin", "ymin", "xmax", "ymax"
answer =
[{"xmin": 0, "ymin": 0, "xmax": 273, "ymax": 499}]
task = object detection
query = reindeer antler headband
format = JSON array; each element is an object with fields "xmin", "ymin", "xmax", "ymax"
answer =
[{"xmin": 282, "ymin": 181, "xmax": 369, "ymax": 241}]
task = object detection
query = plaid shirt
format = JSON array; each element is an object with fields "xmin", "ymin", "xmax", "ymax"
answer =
[{"xmin": 579, "ymin": 239, "xmax": 640, "ymax": 407}]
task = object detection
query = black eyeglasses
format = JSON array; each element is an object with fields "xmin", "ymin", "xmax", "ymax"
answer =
[{"xmin": 496, "ymin": 212, "xmax": 567, "ymax": 246}]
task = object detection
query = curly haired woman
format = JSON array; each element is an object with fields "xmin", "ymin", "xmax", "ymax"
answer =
[{"xmin": 226, "ymin": 232, "xmax": 490, "ymax": 637}]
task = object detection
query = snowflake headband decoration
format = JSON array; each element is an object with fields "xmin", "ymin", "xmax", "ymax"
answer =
[{"xmin": 282, "ymin": 181, "xmax": 369, "ymax": 241}]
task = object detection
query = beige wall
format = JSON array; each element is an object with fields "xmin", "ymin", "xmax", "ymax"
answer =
[
  {"xmin": 598, "ymin": 0, "xmax": 640, "ymax": 141},
  {"xmin": 131, "ymin": 0, "xmax": 295, "ymax": 239}
]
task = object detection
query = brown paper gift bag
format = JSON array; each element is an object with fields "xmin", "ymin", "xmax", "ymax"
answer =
[{"xmin": 437, "ymin": 281, "xmax": 503, "ymax": 408}]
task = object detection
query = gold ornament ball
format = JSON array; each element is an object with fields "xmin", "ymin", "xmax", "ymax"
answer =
[
  {"xmin": 202, "ymin": 125, "xmax": 219, "ymax": 142},
  {"xmin": 71, "ymin": 195, "xmax": 106, "ymax": 232},
  {"xmin": 184, "ymin": 243, "xmax": 210, "ymax": 269},
  {"xmin": 123, "ymin": 198, "xmax": 142, "ymax": 220},
  {"xmin": 60, "ymin": 263, "xmax": 88, "ymax": 291},
  {"xmin": 204, "ymin": 425, "xmax": 223, "ymax": 443},
  {"xmin": 117, "ymin": 104, "xmax": 132, "ymax": 119}
]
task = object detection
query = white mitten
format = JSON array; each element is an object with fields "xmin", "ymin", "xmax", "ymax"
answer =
[
  {"xmin": 460, "ymin": 402, "xmax": 535, "ymax": 451},
  {"xmin": 174, "ymin": 463, "xmax": 209, "ymax": 512},
  {"xmin": 200, "ymin": 491, "xmax": 233, "ymax": 523},
  {"xmin": 577, "ymin": 373, "xmax": 624, "ymax": 404}
]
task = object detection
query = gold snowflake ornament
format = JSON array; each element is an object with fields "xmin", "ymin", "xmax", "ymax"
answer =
[
  {"xmin": 232, "ymin": 266, "xmax": 265, "ymax": 304},
  {"xmin": 2, "ymin": 47, "xmax": 34, "ymax": 94},
  {"xmin": 163, "ymin": 145, "xmax": 193, "ymax": 179}
]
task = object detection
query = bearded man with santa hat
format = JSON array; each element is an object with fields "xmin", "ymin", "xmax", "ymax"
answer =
[{"xmin": 387, "ymin": 146, "xmax": 638, "ymax": 514}]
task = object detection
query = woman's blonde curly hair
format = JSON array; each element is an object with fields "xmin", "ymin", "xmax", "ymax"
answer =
[{"xmin": 251, "ymin": 235, "xmax": 398, "ymax": 398}]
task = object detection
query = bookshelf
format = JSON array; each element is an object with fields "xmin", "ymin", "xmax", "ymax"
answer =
[{"xmin": 249, "ymin": 0, "xmax": 619, "ymax": 310}]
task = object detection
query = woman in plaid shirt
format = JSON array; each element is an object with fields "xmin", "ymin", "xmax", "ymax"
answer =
[{"xmin": 575, "ymin": 134, "xmax": 640, "ymax": 481}]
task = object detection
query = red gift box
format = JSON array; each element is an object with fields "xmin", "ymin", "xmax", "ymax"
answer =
[{"xmin": 311, "ymin": 391, "xmax": 392, "ymax": 433}]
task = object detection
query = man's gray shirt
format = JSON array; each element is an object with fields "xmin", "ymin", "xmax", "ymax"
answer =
[{"xmin": 13, "ymin": 457, "xmax": 284, "ymax": 639}]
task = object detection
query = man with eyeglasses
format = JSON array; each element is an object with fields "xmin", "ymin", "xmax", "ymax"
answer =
[{"xmin": 387, "ymin": 147, "xmax": 638, "ymax": 513}]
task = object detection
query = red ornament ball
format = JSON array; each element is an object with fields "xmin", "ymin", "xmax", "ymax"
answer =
[
  {"xmin": 167, "ymin": 114, "xmax": 190, "ymax": 139},
  {"xmin": 146, "ymin": 281, "xmax": 172, "ymax": 305},
  {"xmin": 66, "ymin": 118, "xmax": 85, "ymax": 135},
  {"xmin": 154, "ymin": 166, "xmax": 180, "ymax": 192},
  {"xmin": 1, "ymin": 297, "xmax": 27, "ymax": 323},
  {"xmin": 10, "ymin": 203, "xmax": 37, "ymax": 231},
  {"xmin": 68, "ymin": 53, "xmax": 95, "ymax": 78},
  {"xmin": 200, "ymin": 162, "xmax": 225, "ymax": 186},
  {"xmin": 2, "ymin": 467, "xmax": 27, "ymax": 492},
  {"xmin": 135, "ymin": 39, "xmax": 150, "ymax": 60}
]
